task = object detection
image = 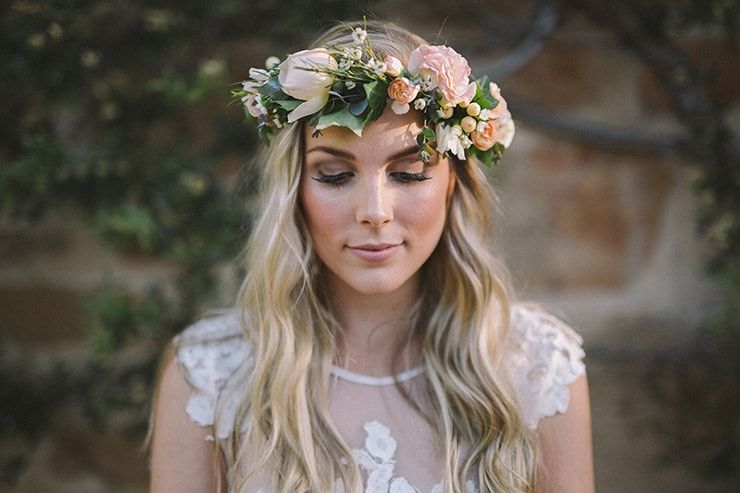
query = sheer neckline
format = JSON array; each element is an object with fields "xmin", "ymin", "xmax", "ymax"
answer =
[{"xmin": 329, "ymin": 364, "xmax": 426, "ymax": 386}]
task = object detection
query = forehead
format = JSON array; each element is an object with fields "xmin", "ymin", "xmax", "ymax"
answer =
[{"xmin": 303, "ymin": 106, "xmax": 424, "ymax": 160}]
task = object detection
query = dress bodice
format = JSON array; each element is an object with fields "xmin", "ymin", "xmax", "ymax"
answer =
[{"xmin": 172, "ymin": 303, "xmax": 586, "ymax": 492}]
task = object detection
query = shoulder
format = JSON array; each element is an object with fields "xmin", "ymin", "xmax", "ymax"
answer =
[
  {"xmin": 172, "ymin": 310, "xmax": 252, "ymax": 440},
  {"xmin": 504, "ymin": 302, "xmax": 587, "ymax": 429}
]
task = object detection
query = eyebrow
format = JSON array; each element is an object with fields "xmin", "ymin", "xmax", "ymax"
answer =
[{"xmin": 305, "ymin": 145, "xmax": 420, "ymax": 162}]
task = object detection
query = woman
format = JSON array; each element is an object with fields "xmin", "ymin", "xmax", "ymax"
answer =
[{"xmin": 149, "ymin": 20, "xmax": 593, "ymax": 493}]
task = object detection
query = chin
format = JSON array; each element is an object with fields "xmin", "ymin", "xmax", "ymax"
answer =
[{"xmin": 343, "ymin": 271, "xmax": 411, "ymax": 296}]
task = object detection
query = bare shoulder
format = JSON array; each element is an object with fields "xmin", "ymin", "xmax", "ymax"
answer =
[
  {"xmin": 149, "ymin": 345, "xmax": 222, "ymax": 492},
  {"xmin": 535, "ymin": 373, "xmax": 595, "ymax": 493}
]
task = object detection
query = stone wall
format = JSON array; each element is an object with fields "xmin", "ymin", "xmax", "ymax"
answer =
[{"xmin": 2, "ymin": 6, "xmax": 738, "ymax": 492}]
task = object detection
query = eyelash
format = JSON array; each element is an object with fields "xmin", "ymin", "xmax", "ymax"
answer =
[{"xmin": 312, "ymin": 171, "xmax": 431, "ymax": 187}]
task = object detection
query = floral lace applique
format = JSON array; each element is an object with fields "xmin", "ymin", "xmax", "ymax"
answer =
[{"xmin": 352, "ymin": 420, "xmax": 477, "ymax": 493}]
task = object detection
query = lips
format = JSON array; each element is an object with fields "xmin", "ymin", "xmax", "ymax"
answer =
[
  {"xmin": 348, "ymin": 243, "xmax": 401, "ymax": 251},
  {"xmin": 347, "ymin": 242, "xmax": 402, "ymax": 262}
]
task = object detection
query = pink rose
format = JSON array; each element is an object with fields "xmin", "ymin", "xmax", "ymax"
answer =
[
  {"xmin": 387, "ymin": 77, "xmax": 419, "ymax": 104},
  {"xmin": 407, "ymin": 45, "xmax": 476, "ymax": 106}
]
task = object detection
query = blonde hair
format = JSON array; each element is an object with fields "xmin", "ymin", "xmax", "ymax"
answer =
[{"xmin": 224, "ymin": 19, "xmax": 537, "ymax": 493}]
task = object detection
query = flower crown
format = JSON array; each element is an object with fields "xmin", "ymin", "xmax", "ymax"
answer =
[{"xmin": 232, "ymin": 25, "xmax": 514, "ymax": 166}]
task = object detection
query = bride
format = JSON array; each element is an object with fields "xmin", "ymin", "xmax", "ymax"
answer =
[{"xmin": 149, "ymin": 19, "xmax": 594, "ymax": 493}]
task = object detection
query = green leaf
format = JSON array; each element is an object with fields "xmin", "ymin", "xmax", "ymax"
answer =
[
  {"xmin": 421, "ymin": 126, "xmax": 435, "ymax": 141},
  {"xmin": 315, "ymin": 106, "xmax": 365, "ymax": 136},
  {"xmin": 274, "ymin": 99, "xmax": 302, "ymax": 111},
  {"xmin": 349, "ymin": 98, "xmax": 368, "ymax": 116},
  {"xmin": 363, "ymin": 80, "xmax": 389, "ymax": 123},
  {"xmin": 260, "ymin": 77, "xmax": 286, "ymax": 100},
  {"xmin": 472, "ymin": 76, "xmax": 496, "ymax": 109}
]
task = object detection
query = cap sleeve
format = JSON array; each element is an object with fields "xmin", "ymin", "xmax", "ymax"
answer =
[
  {"xmin": 506, "ymin": 303, "xmax": 586, "ymax": 429},
  {"xmin": 172, "ymin": 311, "xmax": 251, "ymax": 440}
]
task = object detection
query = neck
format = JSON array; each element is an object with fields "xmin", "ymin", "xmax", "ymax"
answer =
[{"xmin": 327, "ymin": 273, "xmax": 422, "ymax": 376}]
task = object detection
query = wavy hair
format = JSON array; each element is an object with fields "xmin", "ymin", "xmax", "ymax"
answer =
[{"xmin": 225, "ymin": 19, "xmax": 538, "ymax": 493}]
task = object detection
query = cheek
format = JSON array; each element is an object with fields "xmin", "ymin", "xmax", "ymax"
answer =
[
  {"xmin": 300, "ymin": 184, "xmax": 348, "ymax": 247},
  {"xmin": 398, "ymin": 178, "xmax": 450, "ymax": 241}
]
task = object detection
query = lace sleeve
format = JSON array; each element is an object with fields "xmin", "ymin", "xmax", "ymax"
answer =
[
  {"xmin": 506, "ymin": 303, "xmax": 587, "ymax": 429},
  {"xmin": 172, "ymin": 311, "xmax": 251, "ymax": 440}
]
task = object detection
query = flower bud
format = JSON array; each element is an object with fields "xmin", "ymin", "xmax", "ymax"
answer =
[
  {"xmin": 466, "ymin": 102, "xmax": 481, "ymax": 117},
  {"xmin": 461, "ymin": 116, "xmax": 477, "ymax": 133},
  {"xmin": 265, "ymin": 56, "xmax": 281, "ymax": 69}
]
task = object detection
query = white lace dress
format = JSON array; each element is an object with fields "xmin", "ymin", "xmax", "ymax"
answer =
[{"xmin": 173, "ymin": 303, "xmax": 586, "ymax": 492}]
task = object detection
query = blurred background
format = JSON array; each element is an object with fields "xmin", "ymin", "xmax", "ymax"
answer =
[{"xmin": 1, "ymin": 0, "xmax": 739, "ymax": 491}]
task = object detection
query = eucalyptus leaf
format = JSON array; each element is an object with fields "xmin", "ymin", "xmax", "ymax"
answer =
[
  {"xmin": 349, "ymin": 98, "xmax": 369, "ymax": 116},
  {"xmin": 315, "ymin": 106, "xmax": 364, "ymax": 137}
]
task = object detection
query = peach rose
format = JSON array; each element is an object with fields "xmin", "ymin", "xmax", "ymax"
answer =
[
  {"xmin": 387, "ymin": 77, "xmax": 419, "ymax": 104},
  {"xmin": 472, "ymin": 117, "xmax": 515, "ymax": 151},
  {"xmin": 407, "ymin": 45, "xmax": 476, "ymax": 106},
  {"xmin": 471, "ymin": 120, "xmax": 497, "ymax": 151}
]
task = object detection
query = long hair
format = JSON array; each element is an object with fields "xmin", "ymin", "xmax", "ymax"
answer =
[{"xmin": 227, "ymin": 19, "xmax": 538, "ymax": 493}]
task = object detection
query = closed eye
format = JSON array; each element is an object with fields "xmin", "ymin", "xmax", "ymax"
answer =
[{"xmin": 311, "ymin": 170, "xmax": 432, "ymax": 187}]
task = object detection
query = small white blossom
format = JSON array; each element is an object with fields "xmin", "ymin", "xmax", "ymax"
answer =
[
  {"xmin": 345, "ymin": 80, "xmax": 356, "ymax": 90},
  {"xmin": 264, "ymin": 56, "xmax": 281, "ymax": 69},
  {"xmin": 435, "ymin": 123, "xmax": 466, "ymax": 160},
  {"xmin": 420, "ymin": 74, "xmax": 436, "ymax": 91},
  {"xmin": 343, "ymin": 45, "xmax": 363, "ymax": 60},
  {"xmin": 339, "ymin": 58, "xmax": 352, "ymax": 70},
  {"xmin": 351, "ymin": 27, "xmax": 367, "ymax": 45},
  {"xmin": 373, "ymin": 61, "xmax": 387, "ymax": 75},
  {"xmin": 476, "ymin": 120, "xmax": 488, "ymax": 133},
  {"xmin": 413, "ymin": 98, "xmax": 426, "ymax": 110},
  {"xmin": 420, "ymin": 149, "xmax": 432, "ymax": 162},
  {"xmin": 459, "ymin": 133, "xmax": 472, "ymax": 149},
  {"xmin": 248, "ymin": 68, "xmax": 269, "ymax": 81},
  {"xmin": 479, "ymin": 108, "xmax": 491, "ymax": 120}
]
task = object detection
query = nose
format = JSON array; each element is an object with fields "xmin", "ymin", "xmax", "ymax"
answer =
[{"xmin": 355, "ymin": 173, "xmax": 393, "ymax": 228}]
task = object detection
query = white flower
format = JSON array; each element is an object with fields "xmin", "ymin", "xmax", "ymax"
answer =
[
  {"xmin": 248, "ymin": 67, "xmax": 270, "ymax": 81},
  {"xmin": 479, "ymin": 108, "xmax": 491, "ymax": 120},
  {"xmin": 437, "ymin": 106, "xmax": 453, "ymax": 119},
  {"xmin": 241, "ymin": 80, "xmax": 261, "ymax": 94},
  {"xmin": 391, "ymin": 101, "xmax": 410, "ymax": 115},
  {"xmin": 476, "ymin": 120, "xmax": 488, "ymax": 133},
  {"xmin": 420, "ymin": 74, "xmax": 436, "ymax": 91},
  {"xmin": 435, "ymin": 122, "xmax": 466, "ymax": 160},
  {"xmin": 363, "ymin": 421, "xmax": 397, "ymax": 461},
  {"xmin": 351, "ymin": 27, "xmax": 367, "ymax": 45},
  {"xmin": 277, "ymin": 48, "xmax": 338, "ymax": 122},
  {"xmin": 366, "ymin": 462, "xmax": 394, "ymax": 493},
  {"xmin": 389, "ymin": 477, "xmax": 416, "ymax": 493},
  {"xmin": 365, "ymin": 59, "xmax": 386, "ymax": 75},
  {"xmin": 339, "ymin": 58, "xmax": 352, "ymax": 70},
  {"xmin": 345, "ymin": 80, "xmax": 356, "ymax": 90},
  {"xmin": 343, "ymin": 45, "xmax": 363, "ymax": 60},
  {"xmin": 459, "ymin": 133, "xmax": 472, "ymax": 149},
  {"xmin": 413, "ymin": 98, "xmax": 426, "ymax": 110},
  {"xmin": 265, "ymin": 56, "xmax": 281, "ymax": 69}
]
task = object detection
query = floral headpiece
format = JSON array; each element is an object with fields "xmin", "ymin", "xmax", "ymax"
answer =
[{"xmin": 232, "ymin": 25, "xmax": 514, "ymax": 166}]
